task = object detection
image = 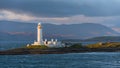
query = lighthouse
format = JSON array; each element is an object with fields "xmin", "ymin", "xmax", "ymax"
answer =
[
  {"xmin": 27, "ymin": 22, "xmax": 65, "ymax": 47},
  {"xmin": 37, "ymin": 23, "xmax": 43, "ymax": 45},
  {"xmin": 31, "ymin": 22, "xmax": 43, "ymax": 45}
]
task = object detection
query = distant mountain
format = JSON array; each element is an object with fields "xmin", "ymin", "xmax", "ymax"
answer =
[
  {"xmin": 0, "ymin": 21, "xmax": 119, "ymax": 41},
  {"xmin": 85, "ymin": 36, "xmax": 120, "ymax": 41}
]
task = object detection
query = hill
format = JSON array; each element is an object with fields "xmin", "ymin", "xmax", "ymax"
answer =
[
  {"xmin": 0, "ymin": 21, "xmax": 119, "ymax": 41},
  {"xmin": 85, "ymin": 36, "xmax": 120, "ymax": 41}
]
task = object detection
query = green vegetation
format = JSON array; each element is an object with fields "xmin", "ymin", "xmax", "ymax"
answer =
[
  {"xmin": 86, "ymin": 42, "xmax": 120, "ymax": 48},
  {"xmin": 26, "ymin": 42, "xmax": 120, "ymax": 49},
  {"xmin": 27, "ymin": 45, "xmax": 48, "ymax": 49},
  {"xmin": 68, "ymin": 42, "xmax": 120, "ymax": 49},
  {"xmin": 69, "ymin": 43, "xmax": 84, "ymax": 48}
]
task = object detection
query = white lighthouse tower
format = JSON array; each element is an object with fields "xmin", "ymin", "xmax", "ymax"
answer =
[
  {"xmin": 31, "ymin": 22, "xmax": 43, "ymax": 45},
  {"xmin": 37, "ymin": 22, "xmax": 43, "ymax": 45}
]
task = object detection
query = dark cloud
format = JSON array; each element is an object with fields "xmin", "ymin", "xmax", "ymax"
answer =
[{"xmin": 0, "ymin": 0, "xmax": 120, "ymax": 17}]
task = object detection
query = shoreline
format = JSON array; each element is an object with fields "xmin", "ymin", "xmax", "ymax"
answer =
[{"xmin": 0, "ymin": 47, "xmax": 120, "ymax": 55}]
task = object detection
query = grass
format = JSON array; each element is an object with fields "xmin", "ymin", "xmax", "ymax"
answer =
[
  {"xmin": 24, "ymin": 42, "xmax": 120, "ymax": 49},
  {"xmin": 69, "ymin": 43, "xmax": 85, "ymax": 48},
  {"xmin": 26, "ymin": 45, "xmax": 49, "ymax": 49},
  {"xmin": 86, "ymin": 42, "xmax": 120, "ymax": 48}
]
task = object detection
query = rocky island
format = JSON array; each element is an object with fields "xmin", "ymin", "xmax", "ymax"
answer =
[{"xmin": 0, "ymin": 42, "xmax": 120, "ymax": 55}]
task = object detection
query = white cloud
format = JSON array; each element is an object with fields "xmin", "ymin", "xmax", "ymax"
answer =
[
  {"xmin": 0, "ymin": 10, "xmax": 36, "ymax": 22},
  {"xmin": 0, "ymin": 9, "xmax": 120, "ymax": 25},
  {"xmin": 112, "ymin": 27, "xmax": 120, "ymax": 33}
]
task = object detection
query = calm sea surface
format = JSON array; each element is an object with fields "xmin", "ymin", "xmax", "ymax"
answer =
[{"xmin": 0, "ymin": 41, "xmax": 120, "ymax": 68}]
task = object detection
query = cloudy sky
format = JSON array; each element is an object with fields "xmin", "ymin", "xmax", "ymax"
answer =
[{"xmin": 0, "ymin": 0, "xmax": 120, "ymax": 28}]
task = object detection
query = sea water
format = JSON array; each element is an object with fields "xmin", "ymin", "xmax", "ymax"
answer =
[
  {"xmin": 0, "ymin": 41, "xmax": 120, "ymax": 68},
  {"xmin": 0, "ymin": 52, "xmax": 120, "ymax": 68}
]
